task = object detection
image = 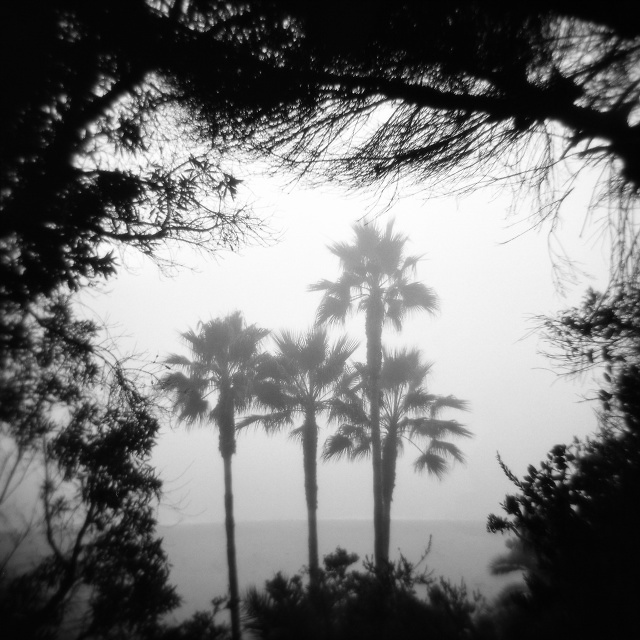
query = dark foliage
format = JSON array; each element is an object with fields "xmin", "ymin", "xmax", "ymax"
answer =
[
  {"xmin": 279, "ymin": 4, "xmax": 639, "ymax": 189},
  {"xmin": 1, "ymin": 4, "xmax": 275, "ymax": 636},
  {"xmin": 244, "ymin": 547, "xmax": 488, "ymax": 640},
  {"xmin": 177, "ymin": 1, "xmax": 640, "ymax": 279},
  {"xmin": 158, "ymin": 598, "xmax": 230, "ymax": 640},
  {"xmin": 3, "ymin": 1, "xmax": 638, "ymax": 304},
  {"xmin": 487, "ymin": 282, "xmax": 640, "ymax": 639},
  {"xmin": 0, "ymin": 296, "xmax": 179, "ymax": 639},
  {"xmin": 540, "ymin": 279, "xmax": 640, "ymax": 388},
  {"xmin": 0, "ymin": 0, "xmax": 265, "ymax": 320}
]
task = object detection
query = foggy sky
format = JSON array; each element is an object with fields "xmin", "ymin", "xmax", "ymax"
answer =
[{"xmin": 79, "ymin": 166, "xmax": 609, "ymax": 526}]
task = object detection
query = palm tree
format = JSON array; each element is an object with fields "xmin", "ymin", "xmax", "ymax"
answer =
[
  {"xmin": 310, "ymin": 219, "xmax": 438, "ymax": 565},
  {"xmin": 325, "ymin": 348, "xmax": 471, "ymax": 559},
  {"xmin": 238, "ymin": 327, "xmax": 357, "ymax": 585},
  {"xmin": 160, "ymin": 311, "xmax": 268, "ymax": 640}
]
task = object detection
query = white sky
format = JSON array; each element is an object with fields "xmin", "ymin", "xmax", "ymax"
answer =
[{"xmin": 79, "ymin": 166, "xmax": 610, "ymax": 527}]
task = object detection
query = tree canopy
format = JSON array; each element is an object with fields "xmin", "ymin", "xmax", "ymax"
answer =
[
  {"xmin": 0, "ymin": 296, "xmax": 178, "ymax": 639},
  {"xmin": 246, "ymin": 3, "xmax": 639, "ymax": 188},
  {"xmin": 3, "ymin": 0, "xmax": 638, "ymax": 305},
  {"xmin": 0, "ymin": 0, "xmax": 267, "ymax": 318},
  {"xmin": 185, "ymin": 1, "xmax": 640, "ymax": 277},
  {"xmin": 487, "ymin": 281, "xmax": 640, "ymax": 639}
]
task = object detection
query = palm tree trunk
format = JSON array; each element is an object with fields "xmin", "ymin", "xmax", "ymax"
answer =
[
  {"xmin": 222, "ymin": 453, "xmax": 242, "ymax": 640},
  {"xmin": 303, "ymin": 409, "xmax": 320, "ymax": 586},
  {"xmin": 218, "ymin": 387, "xmax": 241, "ymax": 640},
  {"xmin": 366, "ymin": 292, "xmax": 386, "ymax": 567},
  {"xmin": 381, "ymin": 429, "xmax": 398, "ymax": 560}
]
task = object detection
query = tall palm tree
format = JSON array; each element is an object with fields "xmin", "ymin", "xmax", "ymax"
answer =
[
  {"xmin": 325, "ymin": 348, "xmax": 471, "ymax": 559},
  {"xmin": 310, "ymin": 219, "xmax": 438, "ymax": 565},
  {"xmin": 160, "ymin": 311, "xmax": 268, "ymax": 640},
  {"xmin": 238, "ymin": 327, "xmax": 357, "ymax": 585}
]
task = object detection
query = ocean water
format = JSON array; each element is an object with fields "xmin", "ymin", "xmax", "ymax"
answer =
[{"xmin": 159, "ymin": 519, "xmax": 523, "ymax": 622}]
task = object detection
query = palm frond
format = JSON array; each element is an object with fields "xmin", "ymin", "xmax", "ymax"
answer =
[
  {"xmin": 159, "ymin": 371, "xmax": 208, "ymax": 398},
  {"xmin": 315, "ymin": 293, "xmax": 352, "ymax": 326},
  {"xmin": 408, "ymin": 417, "xmax": 472, "ymax": 441},
  {"xmin": 375, "ymin": 220, "xmax": 407, "ymax": 275},
  {"xmin": 396, "ymin": 281, "xmax": 439, "ymax": 315},
  {"xmin": 308, "ymin": 278, "xmax": 333, "ymax": 293},
  {"xmin": 413, "ymin": 451, "xmax": 448, "ymax": 479},
  {"xmin": 385, "ymin": 298, "xmax": 405, "ymax": 331},
  {"xmin": 381, "ymin": 348, "xmax": 426, "ymax": 388},
  {"xmin": 234, "ymin": 325, "xmax": 356, "ymax": 450},
  {"xmin": 312, "ymin": 273, "xmax": 362, "ymax": 323},
  {"xmin": 351, "ymin": 440, "xmax": 373, "ymax": 460},
  {"xmin": 402, "ymin": 389, "xmax": 437, "ymax": 413},
  {"xmin": 252, "ymin": 378, "xmax": 291, "ymax": 411},
  {"xmin": 229, "ymin": 324, "xmax": 270, "ymax": 365},
  {"xmin": 274, "ymin": 329, "xmax": 305, "ymax": 367},
  {"xmin": 315, "ymin": 334, "xmax": 359, "ymax": 391},
  {"xmin": 332, "ymin": 367, "xmax": 363, "ymax": 397},
  {"xmin": 429, "ymin": 395, "xmax": 470, "ymax": 417},
  {"xmin": 235, "ymin": 414, "xmax": 262, "ymax": 430},
  {"xmin": 428, "ymin": 439, "xmax": 466, "ymax": 464},
  {"xmin": 328, "ymin": 396, "xmax": 368, "ymax": 426},
  {"xmin": 255, "ymin": 353, "xmax": 287, "ymax": 382},
  {"xmin": 159, "ymin": 371, "xmax": 210, "ymax": 426},
  {"xmin": 401, "ymin": 254, "xmax": 422, "ymax": 274},
  {"xmin": 160, "ymin": 311, "xmax": 268, "ymax": 438},
  {"xmin": 323, "ymin": 426, "xmax": 371, "ymax": 461},
  {"xmin": 323, "ymin": 433, "xmax": 356, "ymax": 460},
  {"xmin": 164, "ymin": 353, "xmax": 196, "ymax": 368},
  {"xmin": 289, "ymin": 425, "xmax": 305, "ymax": 443},
  {"xmin": 236, "ymin": 411, "xmax": 293, "ymax": 433}
]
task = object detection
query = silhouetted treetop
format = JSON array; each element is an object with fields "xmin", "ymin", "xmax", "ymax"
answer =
[
  {"xmin": 487, "ymin": 279, "xmax": 640, "ymax": 639},
  {"xmin": 177, "ymin": 1, "xmax": 639, "ymax": 279},
  {"xmin": 4, "ymin": 1, "xmax": 639, "ymax": 307},
  {"xmin": 1, "ymin": 0, "xmax": 266, "ymax": 312},
  {"xmin": 217, "ymin": 2, "xmax": 640, "ymax": 195},
  {"xmin": 0, "ymin": 296, "xmax": 179, "ymax": 639}
]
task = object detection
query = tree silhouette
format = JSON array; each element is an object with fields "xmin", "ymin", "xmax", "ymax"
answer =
[
  {"xmin": 243, "ymin": 547, "xmax": 484, "ymax": 640},
  {"xmin": 1, "ymin": 1, "xmax": 272, "ymax": 320},
  {"xmin": 160, "ymin": 311, "xmax": 268, "ymax": 640},
  {"xmin": 1, "ymin": 9, "xmax": 271, "ymax": 621},
  {"xmin": 310, "ymin": 220, "xmax": 438, "ymax": 565},
  {"xmin": 0, "ymin": 296, "xmax": 178, "ymax": 639},
  {"xmin": 210, "ymin": 2, "xmax": 640, "ymax": 279},
  {"xmin": 3, "ymin": 1, "xmax": 638, "ymax": 311},
  {"xmin": 487, "ymin": 280, "xmax": 640, "ymax": 639},
  {"xmin": 325, "ymin": 348, "xmax": 471, "ymax": 559},
  {"xmin": 238, "ymin": 327, "xmax": 357, "ymax": 585}
]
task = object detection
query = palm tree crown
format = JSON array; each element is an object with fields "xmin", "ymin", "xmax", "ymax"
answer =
[
  {"xmin": 161, "ymin": 311, "xmax": 269, "ymax": 456},
  {"xmin": 326, "ymin": 347, "xmax": 470, "ymax": 474},
  {"xmin": 310, "ymin": 220, "xmax": 438, "ymax": 328},
  {"xmin": 241, "ymin": 328, "xmax": 357, "ymax": 433}
]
